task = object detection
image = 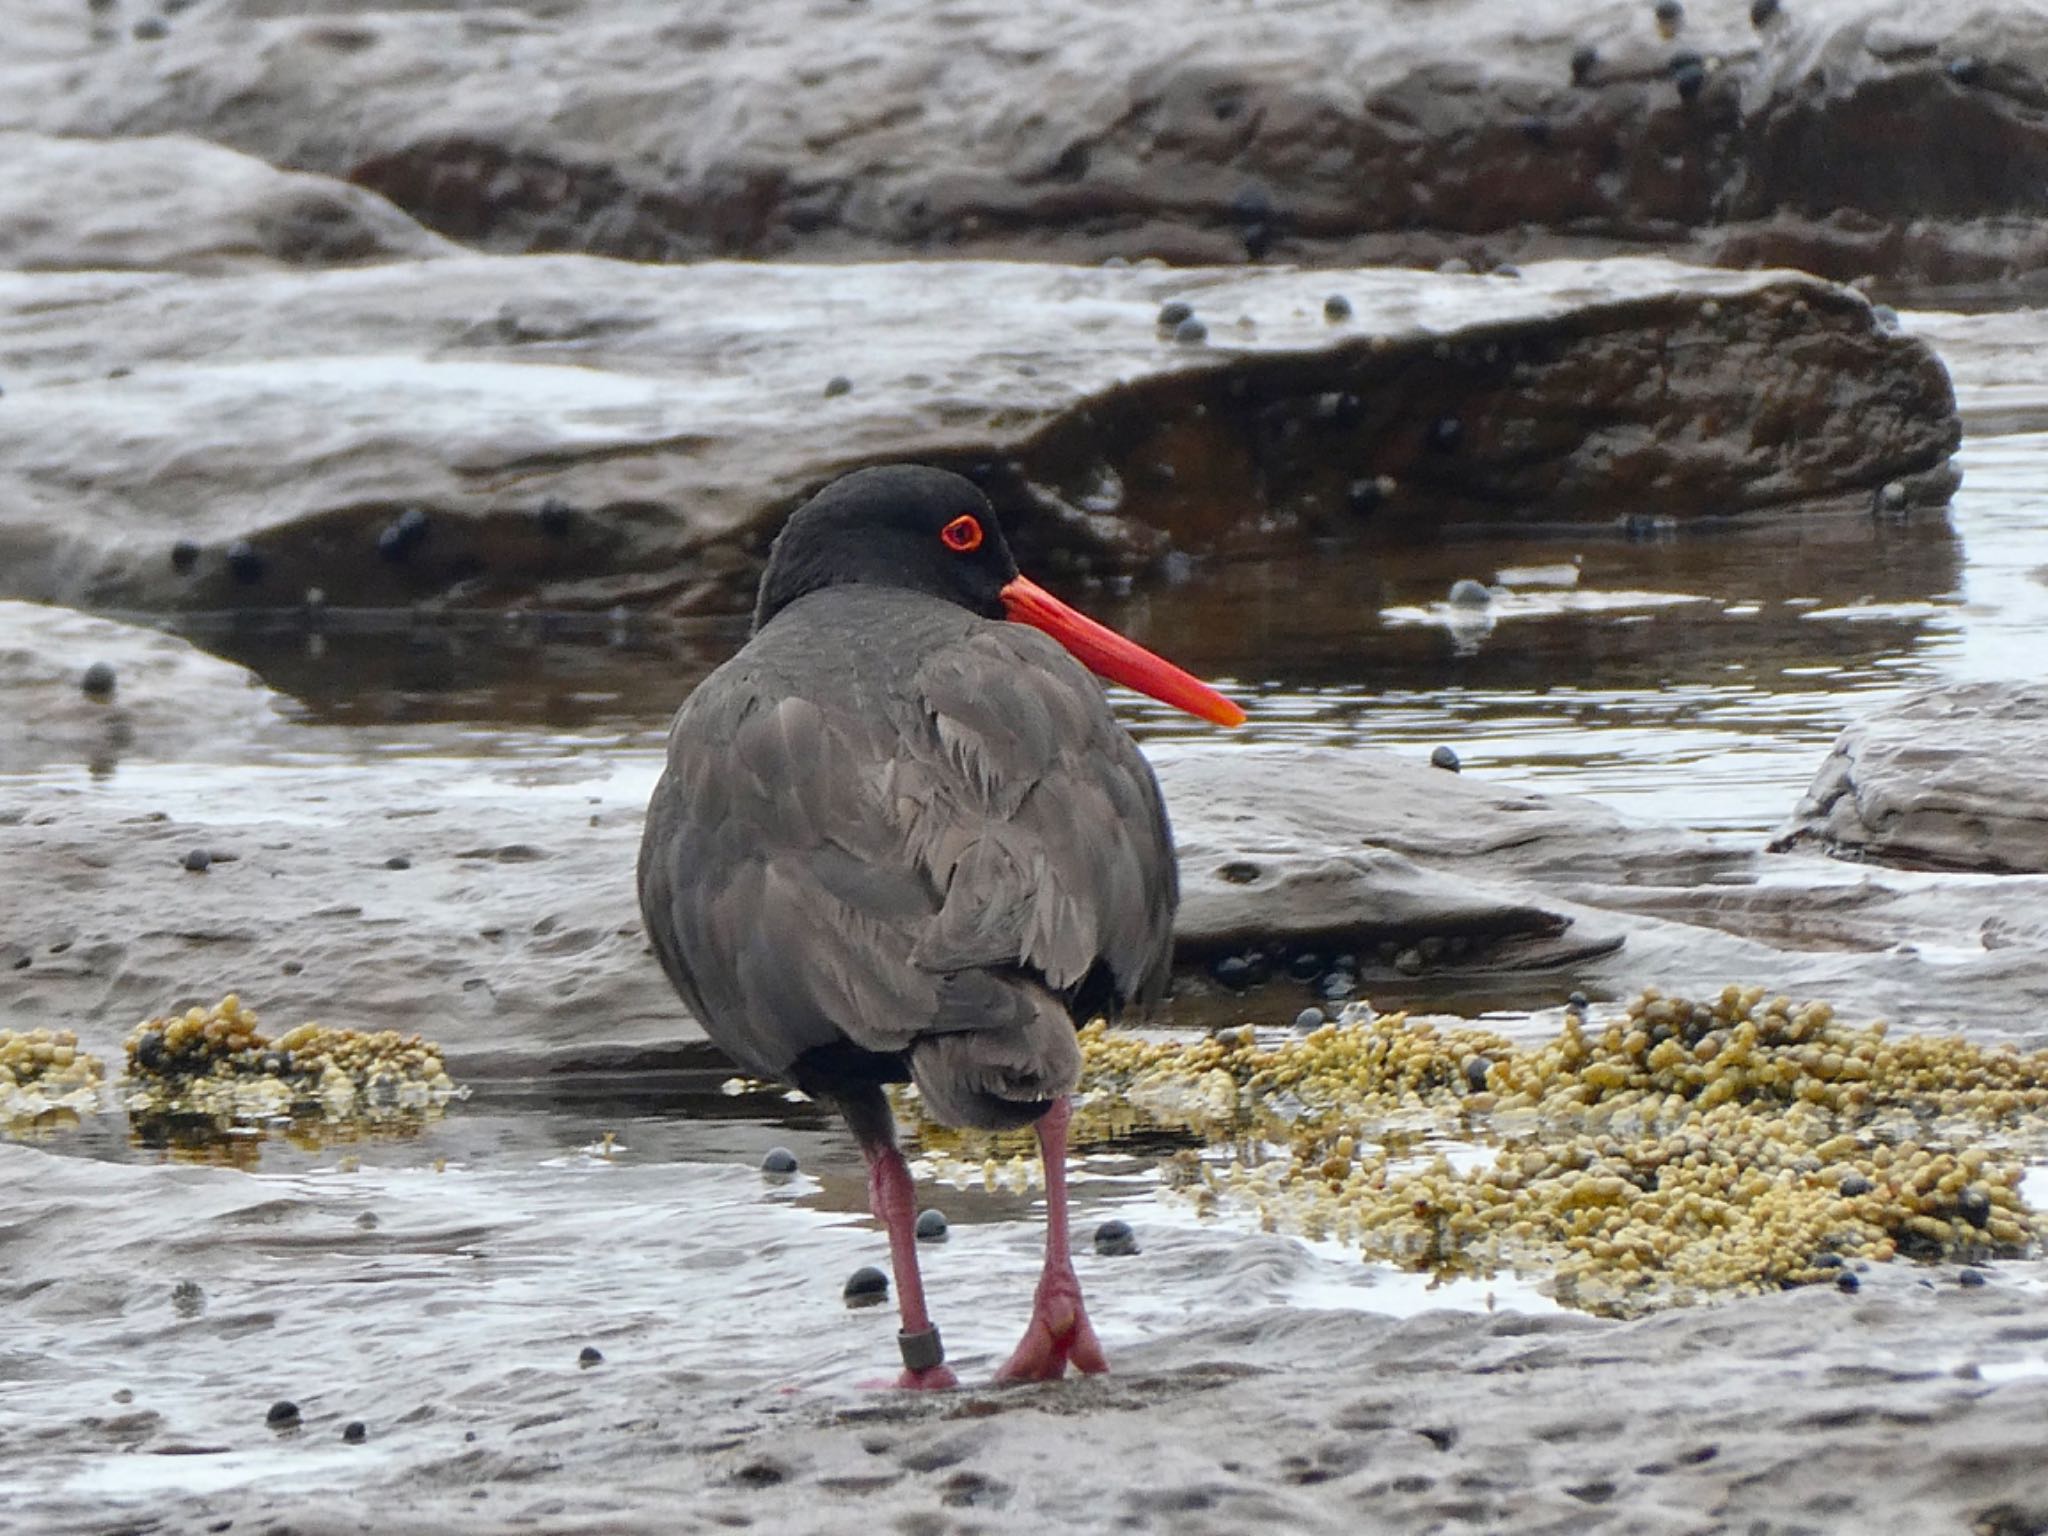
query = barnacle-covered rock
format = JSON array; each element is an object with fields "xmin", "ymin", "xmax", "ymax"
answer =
[
  {"xmin": 0, "ymin": 1027, "xmax": 106, "ymax": 1120},
  {"xmin": 914, "ymin": 986, "xmax": 2048, "ymax": 1316},
  {"xmin": 122, "ymin": 994, "xmax": 462, "ymax": 1124}
]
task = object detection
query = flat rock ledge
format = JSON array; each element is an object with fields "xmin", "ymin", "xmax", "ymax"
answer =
[
  {"xmin": 0, "ymin": 256, "xmax": 1957, "ymax": 614},
  {"xmin": 9, "ymin": 0, "xmax": 2048, "ymax": 290},
  {"xmin": 1772, "ymin": 681, "xmax": 2048, "ymax": 874},
  {"xmin": 10, "ymin": 612, "xmax": 2048, "ymax": 1071}
]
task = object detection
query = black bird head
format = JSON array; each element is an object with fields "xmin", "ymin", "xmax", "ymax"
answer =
[
  {"xmin": 753, "ymin": 463, "xmax": 1246, "ymax": 727},
  {"xmin": 754, "ymin": 465, "xmax": 1019, "ymax": 631}
]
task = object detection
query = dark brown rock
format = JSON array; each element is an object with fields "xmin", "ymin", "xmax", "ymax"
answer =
[
  {"xmin": 7, "ymin": 0, "xmax": 2048, "ymax": 288},
  {"xmin": 0, "ymin": 258, "xmax": 1958, "ymax": 614}
]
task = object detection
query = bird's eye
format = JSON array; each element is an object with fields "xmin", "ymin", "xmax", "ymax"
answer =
[{"xmin": 939, "ymin": 514, "xmax": 984, "ymax": 552}]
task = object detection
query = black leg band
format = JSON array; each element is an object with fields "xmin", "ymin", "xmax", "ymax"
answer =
[{"xmin": 898, "ymin": 1326, "xmax": 945, "ymax": 1373}]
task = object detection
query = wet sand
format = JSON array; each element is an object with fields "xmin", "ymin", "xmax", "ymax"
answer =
[{"xmin": 6, "ymin": 1138, "xmax": 2045, "ymax": 1535}]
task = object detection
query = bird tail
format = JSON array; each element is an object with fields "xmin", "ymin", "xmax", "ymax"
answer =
[{"xmin": 909, "ymin": 972, "xmax": 1082, "ymax": 1131}]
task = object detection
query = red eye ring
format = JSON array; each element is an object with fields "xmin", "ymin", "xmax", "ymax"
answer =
[{"xmin": 940, "ymin": 514, "xmax": 984, "ymax": 553}]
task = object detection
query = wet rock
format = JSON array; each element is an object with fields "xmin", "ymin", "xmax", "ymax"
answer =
[
  {"xmin": 342, "ymin": 1420, "xmax": 367, "ymax": 1443},
  {"xmin": 760, "ymin": 1146, "xmax": 799, "ymax": 1175},
  {"xmin": 1294, "ymin": 1007, "xmax": 1325, "ymax": 1030},
  {"xmin": 1430, "ymin": 746, "xmax": 1461, "ymax": 772},
  {"xmin": 0, "ymin": 133, "xmax": 451, "ymax": 273},
  {"xmin": 0, "ymin": 259, "xmax": 1957, "ymax": 612},
  {"xmin": 1323, "ymin": 294, "xmax": 1351, "ymax": 322},
  {"xmin": 843, "ymin": 1265, "xmax": 889, "ymax": 1306},
  {"xmin": 1958, "ymin": 1268, "xmax": 1986, "ymax": 1287},
  {"xmin": 10, "ymin": 2, "xmax": 2048, "ymax": 289},
  {"xmin": 1841, "ymin": 1173, "xmax": 1874, "ymax": 1197},
  {"xmin": 915, "ymin": 1208, "xmax": 948, "ymax": 1241},
  {"xmin": 822, "ymin": 375, "xmax": 853, "ymax": 398},
  {"xmin": 181, "ymin": 848, "xmax": 211, "ymax": 874},
  {"xmin": 1157, "ymin": 301, "xmax": 1194, "ymax": 328},
  {"xmin": 1094, "ymin": 1219, "xmax": 1139, "ymax": 1257},
  {"xmin": 169, "ymin": 540, "xmax": 200, "ymax": 575},
  {"xmin": 1169, "ymin": 746, "xmax": 1632, "ymax": 972},
  {"xmin": 79, "ymin": 662, "xmax": 116, "ymax": 699},
  {"xmin": 1172, "ymin": 316, "xmax": 1207, "ymax": 345},
  {"xmin": 1773, "ymin": 683, "xmax": 2048, "ymax": 872},
  {"xmin": 578, "ymin": 1345, "xmax": 604, "ymax": 1366},
  {"xmin": 266, "ymin": 1400, "xmax": 301, "ymax": 1428}
]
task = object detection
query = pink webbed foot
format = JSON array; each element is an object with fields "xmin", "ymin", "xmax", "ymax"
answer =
[
  {"xmin": 994, "ymin": 1267, "xmax": 1108, "ymax": 1383},
  {"xmin": 894, "ymin": 1363, "xmax": 961, "ymax": 1391}
]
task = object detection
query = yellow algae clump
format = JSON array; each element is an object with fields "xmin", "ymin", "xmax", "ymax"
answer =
[
  {"xmin": 122, "ymin": 994, "xmax": 462, "ymax": 1126},
  {"xmin": 0, "ymin": 1027, "xmax": 105, "ymax": 1121},
  {"xmin": 1054, "ymin": 990, "xmax": 2048, "ymax": 1317}
]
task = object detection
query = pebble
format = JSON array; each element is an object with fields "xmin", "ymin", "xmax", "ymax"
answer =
[
  {"xmin": 1347, "ymin": 476, "xmax": 1392, "ymax": 516},
  {"xmin": 80, "ymin": 662, "xmax": 116, "ymax": 698},
  {"xmin": 1958, "ymin": 1268, "xmax": 1987, "ymax": 1287},
  {"xmin": 579, "ymin": 1346, "xmax": 604, "ymax": 1366},
  {"xmin": 1286, "ymin": 952, "xmax": 1325, "ymax": 983},
  {"xmin": 1840, "ymin": 1173, "xmax": 1873, "ymax": 1197},
  {"xmin": 1875, "ymin": 481, "xmax": 1908, "ymax": 513},
  {"xmin": 843, "ymin": 1265, "xmax": 889, "ymax": 1306},
  {"xmin": 1957, "ymin": 1187, "xmax": 1992, "ymax": 1228},
  {"xmin": 1174, "ymin": 317, "xmax": 1208, "ymax": 345},
  {"xmin": 226, "ymin": 540, "xmax": 265, "ymax": 585},
  {"xmin": 915, "ymin": 1208, "xmax": 949, "ymax": 1241},
  {"xmin": 1319, "ymin": 971, "xmax": 1357, "ymax": 1000},
  {"xmin": 760, "ymin": 1146, "xmax": 799, "ymax": 1175},
  {"xmin": 384, "ymin": 856, "xmax": 411, "ymax": 870},
  {"xmin": 266, "ymin": 1400, "xmax": 301, "ymax": 1428},
  {"xmin": 1212, "ymin": 955, "xmax": 1253, "ymax": 990},
  {"xmin": 342, "ymin": 1421, "xmax": 367, "ymax": 1444},
  {"xmin": 170, "ymin": 539, "xmax": 200, "ymax": 574},
  {"xmin": 1430, "ymin": 745, "xmax": 1461, "ymax": 772},
  {"xmin": 1836, "ymin": 1271, "xmax": 1861, "ymax": 1293},
  {"xmin": 1673, "ymin": 59, "xmax": 1706, "ymax": 101},
  {"xmin": 1094, "ymin": 1219, "xmax": 1140, "ymax": 1257},
  {"xmin": 1570, "ymin": 45, "xmax": 1600, "ymax": 86},
  {"xmin": 181, "ymin": 848, "xmax": 211, "ymax": 874},
  {"xmin": 1392, "ymin": 948, "xmax": 1425, "ymax": 976},
  {"xmin": 823, "ymin": 375, "xmax": 853, "ymax": 398},
  {"xmin": 378, "ymin": 506, "xmax": 431, "ymax": 563},
  {"xmin": 537, "ymin": 498, "xmax": 575, "ymax": 538},
  {"xmin": 1294, "ymin": 1007, "xmax": 1326, "ymax": 1031},
  {"xmin": 1157, "ymin": 301, "xmax": 1194, "ymax": 328},
  {"xmin": 1323, "ymin": 294, "xmax": 1352, "ymax": 322},
  {"xmin": 1464, "ymin": 1056, "xmax": 1492, "ymax": 1093}
]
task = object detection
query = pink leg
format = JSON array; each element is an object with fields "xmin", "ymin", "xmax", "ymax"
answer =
[
  {"xmin": 864, "ymin": 1142, "xmax": 959, "ymax": 1390},
  {"xmin": 995, "ymin": 1097, "xmax": 1108, "ymax": 1383}
]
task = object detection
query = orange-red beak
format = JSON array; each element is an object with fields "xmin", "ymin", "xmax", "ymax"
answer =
[{"xmin": 1000, "ymin": 575, "xmax": 1246, "ymax": 727}]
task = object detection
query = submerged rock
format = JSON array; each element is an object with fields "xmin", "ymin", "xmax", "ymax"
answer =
[{"xmin": 0, "ymin": 259, "xmax": 1957, "ymax": 613}]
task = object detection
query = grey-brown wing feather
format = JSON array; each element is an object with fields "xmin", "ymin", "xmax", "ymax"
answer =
[{"xmin": 636, "ymin": 610, "xmax": 1175, "ymax": 1083}]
